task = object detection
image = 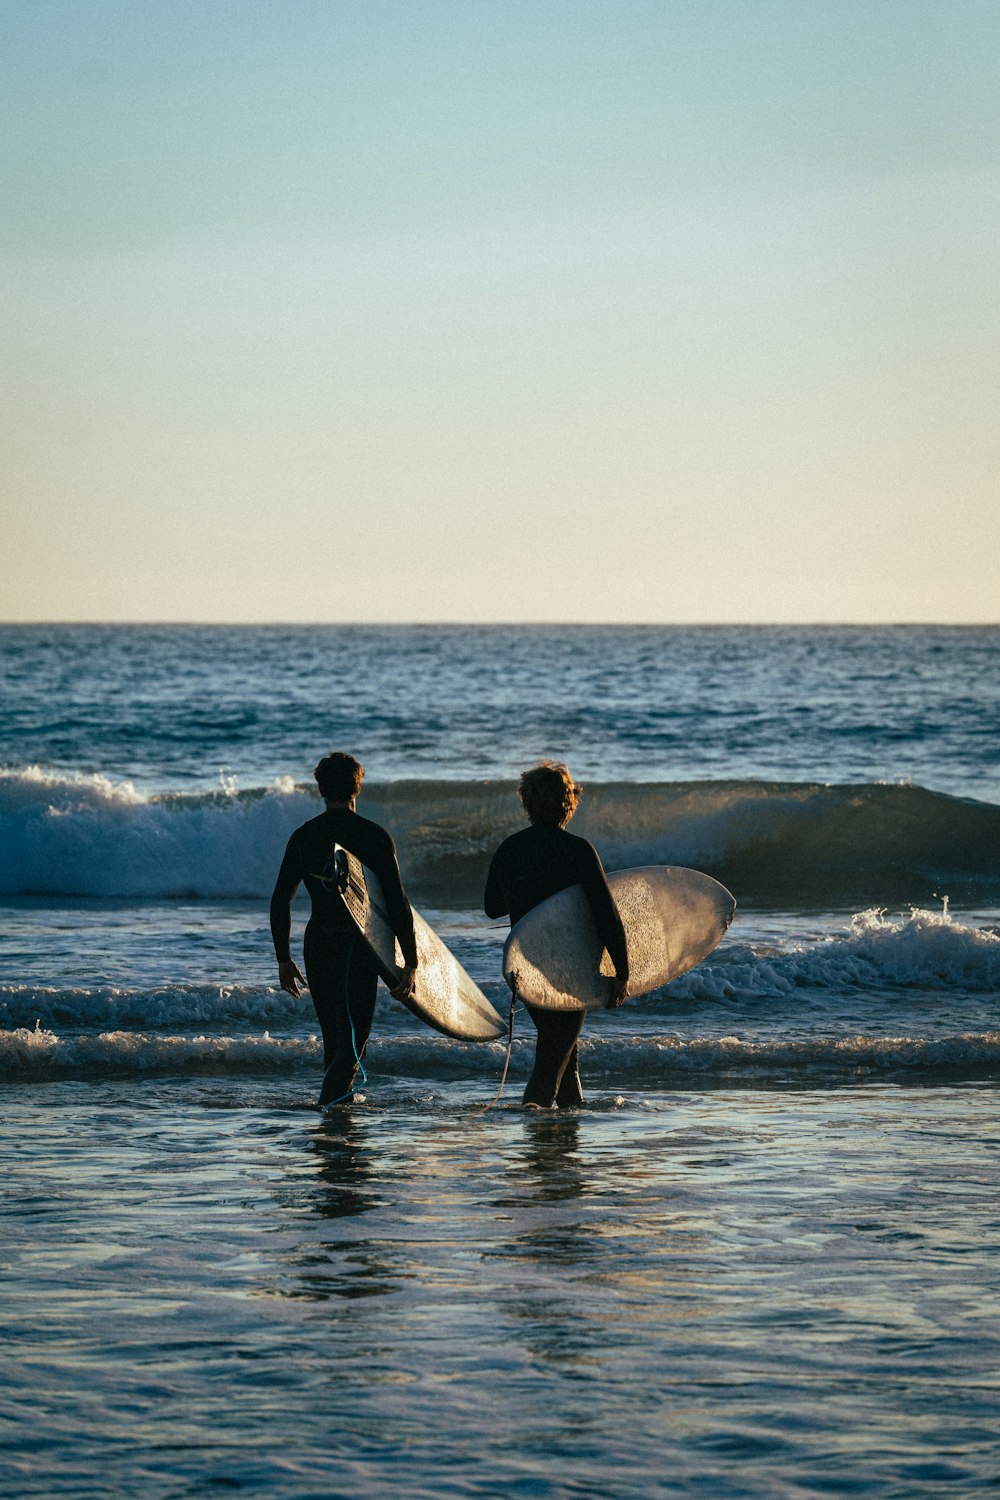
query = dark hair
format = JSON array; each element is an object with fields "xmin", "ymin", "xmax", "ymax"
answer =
[
  {"xmin": 519, "ymin": 762, "xmax": 581, "ymax": 827},
  {"xmin": 314, "ymin": 752, "xmax": 364, "ymax": 803}
]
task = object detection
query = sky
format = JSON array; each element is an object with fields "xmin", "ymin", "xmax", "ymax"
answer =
[{"xmin": 2, "ymin": 0, "xmax": 998, "ymax": 623}]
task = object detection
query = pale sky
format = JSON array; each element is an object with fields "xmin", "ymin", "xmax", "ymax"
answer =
[{"xmin": 2, "ymin": 0, "xmax": 998, "ymax": 623}]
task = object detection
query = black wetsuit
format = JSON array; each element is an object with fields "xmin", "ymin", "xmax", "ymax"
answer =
[
  {"xmin": 484, "ymin": 824, "xmax": 629, "ymax": 1107},
  {"xmin": 270, "ymin": 808, "xmax": 417, "ymax": 1102}
]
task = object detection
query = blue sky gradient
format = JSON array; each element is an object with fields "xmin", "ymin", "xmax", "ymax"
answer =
[{"xmin": 3, "ymin": 1, "xmax": 998, "ymax": 620}]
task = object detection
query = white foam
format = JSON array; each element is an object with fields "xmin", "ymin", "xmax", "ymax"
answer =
[
  {"xmin": 0, "ymin": 983, "xmax": 314, "ymax": 1030},
  {"xmin": 2, "ymin": 1021, "xmax": 998, "ymax": 1086},
  {"xmin": 0, "ymin": 1024, "xmax": 320, "ymax": 1077},
  {"xmin": 2, "ymin": 766, "xmax": 998, "ymax": 902},
  {"xmin": 0, "ymin": 767, "xmax": 313, "ymax": 897},
  {"xmin": 579, "ymin": 1030, "xmax": 1000, "ymax": 1080},
  {"xmin": 664, "ymin": 906, "xmax": 1000, "ymax": 1001}
]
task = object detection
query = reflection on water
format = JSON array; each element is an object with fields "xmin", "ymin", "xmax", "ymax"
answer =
[
  {"xmin": 485, "ymin": 1110, "xmax": 684, "ymax": 1377},
  {"xmin": 263, "ymin": 1103, "xmax": 606, "ymax": 1306},
  {"xmin": 261, "ymin": 1111, "xmax": 407, "ymax": 1301},
  {"xmin": 489, "ymin": 1111, "xmax": 597, "ymax": 1274},
  {"xmin": 308, "ymin": 1111, "xmax": 381, "ymax": 1221},
  {"xmin": 519, "ymin": 1111, "xmax": 585, "ymax": 1202}
]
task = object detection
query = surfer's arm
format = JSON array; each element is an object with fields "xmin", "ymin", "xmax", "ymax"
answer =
[
  {"xmin": 373, "ymin": 837, "xmax": 419, "ymax": 968},
  {"xmin": 579, "ymin": 849, "xmax": 630, "ymax": 984},
  {"xmin": 269, "ymin": 835, "xmax": 302, "ymax": 966},
  {"xmin": 483, "ymin": 857, "xmax": 508, "ymax": 919},
  {"xmin": 278, "ymin": 960, "xmax": 307, "ymax": 998},
  {"xmin": 390, "ymin": 962, "xmax": 417, "ymax": 1001},
  {"xmin": 607, "ymin": 974, "xmax": 629, "ymax": 1007}
]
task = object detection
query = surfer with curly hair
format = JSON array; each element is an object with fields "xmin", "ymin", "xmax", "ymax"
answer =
[
  {"xmin": 270, "ymin": 752, "xmax": 418, "ymax": 1106},
  {"xmin": 484, "ymin": 762, "xmax": 629, "ymax": 1107}
]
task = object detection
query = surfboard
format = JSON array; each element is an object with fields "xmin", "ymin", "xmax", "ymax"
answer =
[
  {"xmin": 503, "ymin": 865, "xmax": 736, "ymax": 1010},
  {"xmin": 326, "ymin": 845, "xmax": 506, "ymax": 1040}
]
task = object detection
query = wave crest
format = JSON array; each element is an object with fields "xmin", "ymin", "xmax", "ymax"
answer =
[{"xmin": 2, "ymin": 767, "xmax": 998, "ymax": 905}]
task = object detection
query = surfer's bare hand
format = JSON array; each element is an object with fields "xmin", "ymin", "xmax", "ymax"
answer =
[
  {"xmin": 390, "ymin": 963, "xmax": 417, "ymax": 1002},
  {"xmin": 606, "ymin": 976, "xmax": 629, "ymax": 1009},
  {"xmin": 279, "ymin": 960, "xmax": 306, "ymax": 998}
]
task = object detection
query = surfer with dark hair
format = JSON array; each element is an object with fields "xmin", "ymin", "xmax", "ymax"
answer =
[
  {"xmin": 484, "ymin": 761, "xmax": 629, "ymax": 1108},
  {"xmin": 270, "ymin": 752, "xmax": 418, "ymax": 1106}
]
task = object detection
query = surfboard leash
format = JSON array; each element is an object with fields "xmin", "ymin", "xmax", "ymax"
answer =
[
  {"xmin": 319, "ymin": 934, "xmax": 368, "ymax": 1110},
  {"xmin": 478, "ymin": 988, "xmax": 519, "ymax": 1112}
]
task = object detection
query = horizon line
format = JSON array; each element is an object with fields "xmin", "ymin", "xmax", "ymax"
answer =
[{"xmin": 1, "ymin": 619, "xmax": 998, "ymax": 630}]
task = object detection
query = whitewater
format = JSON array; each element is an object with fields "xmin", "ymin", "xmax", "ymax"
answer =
[{"xmin": 2, "ymin": 624, "xmax": 999, "ymax": 1498}]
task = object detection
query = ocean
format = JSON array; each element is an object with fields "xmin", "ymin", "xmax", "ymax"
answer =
[{"xmin": 2, "ymin": 624, "xmax": 998, "ymax": 1498}]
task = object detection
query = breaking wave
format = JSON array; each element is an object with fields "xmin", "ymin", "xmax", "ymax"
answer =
[
  {"xmin": 659, "ymin": 905, "xmax": 1000, "ymax": 1002},
  {"xmin": 1, "ymin": 766, "xmax": 998, "ymax": 905},
  {"xmin": 3, "ymin": 904, "xmax": 997, "ymax": 1034},
  {"xmin": 2, "ymin": 905, "xmax": 997, "ymax": 1091}
]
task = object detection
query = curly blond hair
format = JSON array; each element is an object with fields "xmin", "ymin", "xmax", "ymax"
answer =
[{"xmin": 519, "ymin": 762, "xmax": 581, "ymax": 827}]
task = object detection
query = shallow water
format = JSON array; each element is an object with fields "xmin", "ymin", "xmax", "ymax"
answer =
[{"xmin": 3, "ymin": 1084, "xmax": 999, "ymax": 1498}]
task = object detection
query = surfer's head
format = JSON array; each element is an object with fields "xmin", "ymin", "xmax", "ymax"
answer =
[
  {"xmin": 314, "ymin": 752, "xmax": 364, "ymax": 805},
  {"xmin": 519, "ymin": 762, "xmax": 582, "ymax": 828}
]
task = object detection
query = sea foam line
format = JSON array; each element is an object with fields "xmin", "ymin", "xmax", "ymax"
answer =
[
  {"xmin": 0, "ymin": 983, "xmax": 315, "ymax": 1030},
  {"xmin": 659, "ymin": 906, "xmax": 1000, "ymax": 1001},
  {"xmin": 3, "ymin": 907, "xmax": 996, "ymax": 1035},
  {"xmin": 3, "ymin": 1026, "xmax": 998, "ymax": 1085}
]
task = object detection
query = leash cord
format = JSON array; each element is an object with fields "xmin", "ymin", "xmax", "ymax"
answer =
[
  {"xmin": 478, "ymin": 993, "xmax": 518, "ymax": 1112},
  {"xmin": 320, "ymin": 934, "xmax": 368, "ymax": 1109}
]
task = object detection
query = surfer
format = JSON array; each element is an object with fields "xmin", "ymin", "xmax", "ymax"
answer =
[
  {"xmin": 270, "ymin": 752, "xmax": 418, "ymax": 1106},
  {"xmin": 484, "ymin": 762, "xmax": 629, "ymax": 1108}
]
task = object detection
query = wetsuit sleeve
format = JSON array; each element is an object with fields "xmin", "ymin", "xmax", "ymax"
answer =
[
  {"xmin": 579, "ymin": 845, "xmax": 630, "ymax": 981},
  {"xmin": 371, "ymin": 836, "xmax": 418, "ymax": 968},
  {"xmin": 269, "ymin": 832, "xmax": 303, "ymax": 964},
  {"xmin": 483, "ymin": 851, "xmax": 508, "ymax": 919}
]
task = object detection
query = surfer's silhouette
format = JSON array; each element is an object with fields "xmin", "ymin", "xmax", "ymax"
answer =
[
  {"xmin": 270, "ymin": 752, "xmax": 417, "ymax": 1106},
  {"xmin": 484, "ymin": 762, "xmax": 629, "ymax": 1107}
]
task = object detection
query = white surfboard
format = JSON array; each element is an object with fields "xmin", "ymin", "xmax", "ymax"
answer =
[
  {"xmin": 503, "ymin": 865, "xmax": 736, "ymax": 1010},
  {"xmin": 330, "ymin": 846, "xmax": 506, "ymax": 1040}
]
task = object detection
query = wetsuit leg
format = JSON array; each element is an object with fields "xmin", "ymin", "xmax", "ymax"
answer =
[
  {"xmin": 555, "ymin": 1042, "xmax": 584, "ymax": 1108},
  {"xmin": 303, "ymin": 925, "xmax": 379, "ymax": 1104},
  {"xmin": 523, "ymin": 1005, "xmax": 586, "ymax": 1107}
]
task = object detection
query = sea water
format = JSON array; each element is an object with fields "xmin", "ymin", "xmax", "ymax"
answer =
[{"xmin": 1, "ymin": 625, "xmax": 998, "ymax": 1497}]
